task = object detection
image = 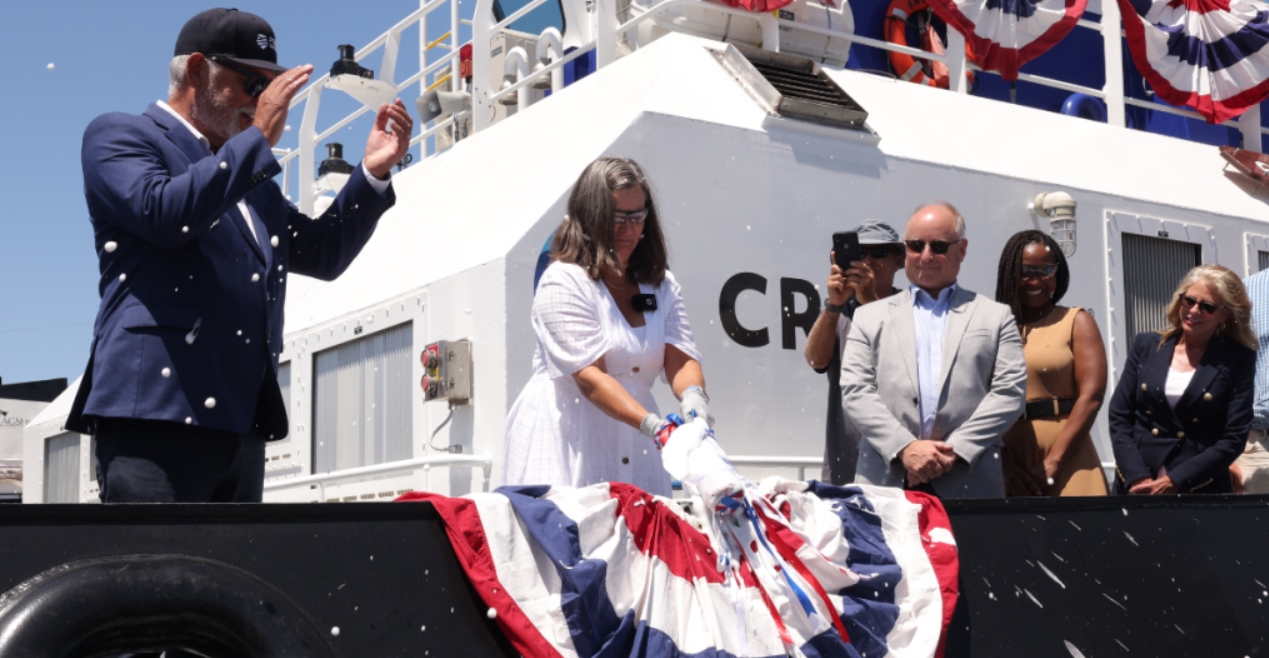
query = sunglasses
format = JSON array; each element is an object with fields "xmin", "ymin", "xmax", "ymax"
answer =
[
  {"xmin": 1178, "ymin": 294, "xmax": 1224, "ymax": 315},
  {"xmin": 210, "ymin": 57, "xmax": 271, "ymax": 98},
  {"xmin": 904, "ymin": 239, "xmax": 957, "ymax": 255},
  {"xmin": 613, "ymin": 207, "xmax": 649, "ymax": 227},
  {"xmin": 861, "ymin": 246, "xmax": 898, "ymax": 259},
  {"xmin": 1020, "ymin": 264, "xmax": 1059, "ymax": 280}
]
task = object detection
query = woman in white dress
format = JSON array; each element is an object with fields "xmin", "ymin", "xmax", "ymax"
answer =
[{"xmin": 503, "ymin": 157, "xmax": 708, "ymax": 495}]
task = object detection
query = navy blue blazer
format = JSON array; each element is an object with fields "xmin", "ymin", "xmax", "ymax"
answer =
[
  {"xmin": 1108, "ymin": 331, "xmax": 1254, "ymax": 494},
  {"xmin": 66, "ymin": 103, "xmax": 395, "ymax": 438}
]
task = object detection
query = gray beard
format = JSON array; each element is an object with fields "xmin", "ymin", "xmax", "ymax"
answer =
[{"xmin": 191, "ymin": 80, "xmax": 252, "ymax": 145}]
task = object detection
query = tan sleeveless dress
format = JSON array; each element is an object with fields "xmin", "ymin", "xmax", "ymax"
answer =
[{"xmin": 1003, "ymin": 306, "xmax": 1109, "ymax": 496}]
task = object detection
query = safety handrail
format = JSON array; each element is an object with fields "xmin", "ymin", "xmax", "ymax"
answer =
[
  {"xmin": 727, "ymin": 455, "xmax": 823, "ymax": 482},
  {"xmin": 264, "ymin": 453, "xmax": 494, "ymax": 502}
]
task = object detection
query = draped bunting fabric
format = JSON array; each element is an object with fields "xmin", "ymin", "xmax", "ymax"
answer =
[
  {"xmin": 400, "ymin": 480, "xmax": 958, "ymax": 658},
  {"xmin": 716, "ymin": 0, "xmax": 794, "ymax": 14},
  {"xmin": 926, "ymin": 0, "xmax": 1088, "ymax": 81},
  {"xmin": 1118, "ymin": 0, "xmax": 1269, "ymax": 124}
]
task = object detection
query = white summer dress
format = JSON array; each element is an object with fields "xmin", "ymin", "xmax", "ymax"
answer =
[{"xmin": 503, "ymin": 261, "xmax": 701, "ymax": 495}]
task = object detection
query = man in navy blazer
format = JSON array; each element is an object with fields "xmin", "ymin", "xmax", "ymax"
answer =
[{"xmin": 66, "ymin": 8, "xmax": 414, "ymax": 502}]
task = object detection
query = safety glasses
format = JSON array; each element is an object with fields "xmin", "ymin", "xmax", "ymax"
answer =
[
  {"xmin": 1178, "ymin": 294, "xmax": 1224, "ymax": 315},
  {"xmin": 904, "ymin": 239, "xmax": 957, "ymax": 255},
  {"xmin": 210, "ymin": 57, "xmax": 271, "ymax": 98}
]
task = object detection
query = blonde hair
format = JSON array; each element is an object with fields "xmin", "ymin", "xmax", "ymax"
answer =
[{"xmin": 1159, "ymin": 264, "xmax": 1256, "ymax": 351}]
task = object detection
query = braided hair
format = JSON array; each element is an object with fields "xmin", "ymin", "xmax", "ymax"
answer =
[{"xmin": 995, "ymin": 230, "xmax": 1070, "ymax": 326}]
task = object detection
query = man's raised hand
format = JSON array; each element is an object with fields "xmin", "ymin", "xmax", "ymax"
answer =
[
  {"xmin": 364, "ymin": 99, "xmax": 414, "ymax": 180},
  {"xmin": 254, "ymin": 64, "xmax": 314, "ymax": 146}
]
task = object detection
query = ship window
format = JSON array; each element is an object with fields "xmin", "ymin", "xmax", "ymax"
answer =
[
  {"xmin": 44, "ymin": 432, "xmax": 80, "ymax": 503},
  {"xmin": 278, "ymin": 361, "xmax": 293, "ymax": 440},
  {"xmin": 1120, "ymin": 233, "xmax": 1201, "ymax": 344},
  {"xmin": 491, "ymin": 0, "xmax": 565, "ymax": 34},
  {"xmin": 1259, "ymin": 250, "xmax": 1269, "ymax": 273},
  {"xmin": 312, "ymin": 322, "xmax": 413, "ymax": 474}
]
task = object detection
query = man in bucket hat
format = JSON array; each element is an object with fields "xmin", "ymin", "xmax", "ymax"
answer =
[
  {"xmin": 804, "ymin": 219, "xmax": 906, "ymax": 485},
  {"xmin": 68, "ymin": 8, "xmax": 414, "ymax": 505}
]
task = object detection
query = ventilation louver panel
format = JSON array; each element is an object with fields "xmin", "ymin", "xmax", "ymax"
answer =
[{"xmin": 724, "ymin": 44, "xmax": 868, "ymax": 130}]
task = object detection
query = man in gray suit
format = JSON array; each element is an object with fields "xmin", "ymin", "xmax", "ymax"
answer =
[{"xmin": 842, "ymin": 202, "xmax": 1026, "ymax": 498}]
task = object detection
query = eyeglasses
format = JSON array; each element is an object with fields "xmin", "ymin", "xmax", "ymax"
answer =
[
  {"xmin": 1178, "ymin": 294, "xmax": 1224, "ymax": 315},
  {"xmin": 861, "ymin": 246, "xmax": 897, "ymax": 259},
  {"xmin": 210, "ymin": 57, "xmax": 271, "ymax": 98},
  {"xmin": 613, "ymin": 207, "xmax": 649, "ymax": 227},
  {"xmin": 904, "ymin": 239, "xmax": 957, "ymax": 255},
  {"xmin": 1020, "ymin": 264, "xmax": 1059, "ymax": 280}
]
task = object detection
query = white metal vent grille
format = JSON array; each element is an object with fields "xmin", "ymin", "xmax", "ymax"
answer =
[
  {"xmin": 1121, "ymin": 233, "xmax": 1200, "ymax": 343},
  {"xmin": 44, "ymin": 433, "xmax": 80, "ymax": 503},
  {"xmin": 313, "ymin": 323, "xmax": 413, "ymax": 473}
]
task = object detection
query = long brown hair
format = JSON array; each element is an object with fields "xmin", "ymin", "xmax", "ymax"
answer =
[
  {"xmin": 1159, "ymin": 264, "xmax": 1256, "ymax": 351},
  {"xmin": 551, "ymin": 156, "xmax": 668, "ymax": 284}
]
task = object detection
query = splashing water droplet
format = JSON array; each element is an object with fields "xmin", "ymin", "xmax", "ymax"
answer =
[
  {"xmin": 185, "ymin": 417, "xmax": 192, "ymax": 424},
  {"xmin": 486, "ymin": 608, "xmax": 497, "ymax": 619},
  {"xmin": 330, "ymin": 626, "xmax": 340, "ymax": 636},
  {"xmin": 118, "ymin": 273, "xmax": 127, "ymax": 282},
  {"xmin": 204, "ymin": 397, "xmax": 217, "ymax": 409},
  {"xmin": 251, "ymin": 273, "xmax": 260, "ymax": 282},
  {"xmin": 104, "ymin": 241, "xmax": 118, "ymax": 253},
  {"xmin": 182, "ymin": 226, "xmax": 189, "ymax": 233},
  {"xmin": 161, "ymin": 368, "xmax": 171, "ymax": 378},
  {"xmin": 185, "ymin": 318, "xmax": 202, "ymax": 345},
  {"xmin": 219, "ymin": 161, "xmax": 227, "ymax": 170},
  {"xmin": 271, "ymin": 235, "xmax": 279, "ymax": 248}
]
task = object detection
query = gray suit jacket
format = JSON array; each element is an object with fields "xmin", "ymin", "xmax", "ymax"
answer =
[{"xmin": 841, "ymin": 286, "xmax": 1026, "ymax": 498}]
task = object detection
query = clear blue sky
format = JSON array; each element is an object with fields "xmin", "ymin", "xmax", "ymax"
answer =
[{"xmin": 0, "ymin": 1, "xmax": 559, "ymax": 385}]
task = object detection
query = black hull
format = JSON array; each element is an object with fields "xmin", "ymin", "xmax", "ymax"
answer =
[{"xmin": 0, "ymin": 495, "xmax": 1265, "ymax": 656}]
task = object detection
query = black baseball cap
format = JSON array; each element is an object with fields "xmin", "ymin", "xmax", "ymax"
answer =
[{"xmin": 174, "ymin": 8, "xmax": 287, "ymax": 73}]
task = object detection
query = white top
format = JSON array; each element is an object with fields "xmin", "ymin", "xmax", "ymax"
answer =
[
  {"xmin": 502, "ymin": 262, "xmax": 701, "ymax": 495},
  {"xmin": 1165, "ymin": 368, "xmax": 1196, "ymax": 408}
]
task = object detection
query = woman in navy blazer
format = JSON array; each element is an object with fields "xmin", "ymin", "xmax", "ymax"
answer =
[{"xmin": 1109, "ymin": 264, "xmax": 1256, "ymax": 495}]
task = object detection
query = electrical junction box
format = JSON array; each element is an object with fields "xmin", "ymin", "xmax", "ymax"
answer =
[{"xmin": 420, "ymin": 339, "xmax": 472, "ymax": 404}]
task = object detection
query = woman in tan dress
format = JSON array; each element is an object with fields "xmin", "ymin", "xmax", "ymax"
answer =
[{"xmin": 995, "ymin": 231, "xmax": 1109, "ymax": 496}]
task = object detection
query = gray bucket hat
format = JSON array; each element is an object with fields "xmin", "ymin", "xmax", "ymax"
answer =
[{"xmin": 851, "ymin": 219, "xmax": 902, "ymax": 246}]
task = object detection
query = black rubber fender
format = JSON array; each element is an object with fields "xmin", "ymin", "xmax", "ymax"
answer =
[{"xmin": 0, "ymin": 554, "xmax": 335, "ymax": 658}]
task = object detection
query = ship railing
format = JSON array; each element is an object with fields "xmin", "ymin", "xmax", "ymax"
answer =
[
  {"xmin": 262, "ymin": 453, "xmax": 493, "ymax": 503},
  {"xmin": 273, "ymin": 0, "xmax": 464, "ymax": 215},
  {"xmin": 274, "ymin": 0, "xmax": 1268, "ymax": 253}
]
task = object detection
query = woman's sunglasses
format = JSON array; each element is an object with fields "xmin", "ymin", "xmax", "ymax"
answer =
[
  {"xmin": 1178, "ymin": 294, "xmax": 1224, "ymax": 315},
  {"xmin": 904, "ymin": 239, "xmax": 956, "ymax": 255},
  {"xmin": 613, "ymin": 207, "xmax": 649, "ymax": 226},
  {"xmin": 210, "ymin": 57, "xmax": 271, "ymax": 98},
  {"xmin": 1020, "ymin": 264, "xmax": 1059, "ymax": 280}
]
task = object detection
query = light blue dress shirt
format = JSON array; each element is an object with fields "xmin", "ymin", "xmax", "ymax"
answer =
[
  {"xmin": 1244, "ymin": 270, "xmax": 1269, "ymax": 430},
  {"xmin": 912, "ymin": 283, "xmax": 957, "ymax": 440}
]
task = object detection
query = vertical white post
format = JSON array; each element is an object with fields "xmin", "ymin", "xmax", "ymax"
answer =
[
  {"xmin": 1240, "ymin": 104, "xmax": 1263, "ymax": 152},
  {"xmin": 946, "ymin": 28, "xmax": 968, "ymax": 94},
  {"xmin": 451, "ymin": 0, "xmax": 462, "ymax": 91},
  {"xmin": 759, "ymin": 14, "xmax": 780, "ymax": 52},
  {"xmin": 297, "ymin": 86, "xmax": 324, "ymax": 216},
  {"xmin": 596, "ymin": 0, "xmax": 617, "ymax": 69},
  {"xmin": 420, "ymin": 0, "xmax": 429, "ymax": 101},
  {"xmin": 473, "ymin": 0, "xmax": 494, "ymax": 131},
  {"xmin": 1101, "ymin": 0, "xmax": 1126, "ymax": 127}
]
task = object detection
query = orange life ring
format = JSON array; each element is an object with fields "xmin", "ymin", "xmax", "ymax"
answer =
[{"xmin": 884, "ymin": 0, "xmax": 976, "ymax": 89}]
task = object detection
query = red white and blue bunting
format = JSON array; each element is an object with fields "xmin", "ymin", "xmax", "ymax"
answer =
[
  {"xmin": 1118, "ymin": 0, "xmax": 1269, "ymax": 124},
  {"xmin": 926, "ymin": 0, "xmax": 1088, "ymax": 81}
]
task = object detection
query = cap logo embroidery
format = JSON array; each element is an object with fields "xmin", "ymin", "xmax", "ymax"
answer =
[{"xmin": 257, "ymin": 34, "xmax": 276, "ymax": 50}]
